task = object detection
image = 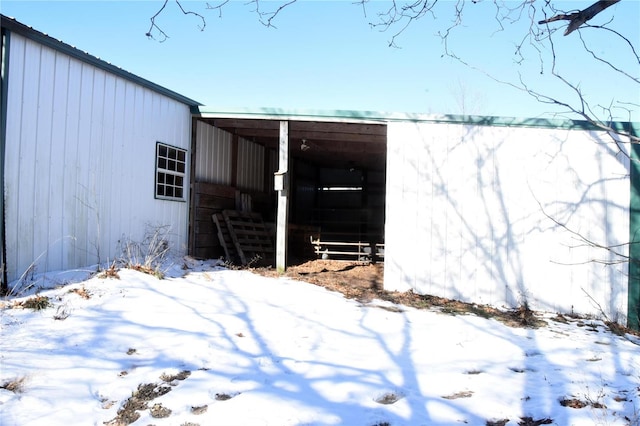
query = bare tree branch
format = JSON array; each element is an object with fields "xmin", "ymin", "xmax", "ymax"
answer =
[
  {"xmin": 145, "ymin": 0, "xmax": 637, "ymax": 147},
  {"xmin": 252, "ymin": 0, "xmax": 298, "ymax": 28},
  {"xmin": 537, "ymin": 197, "xmax": 630, "ymax": 266},
  {"xmin": 538, "ymin": 0, "xmax": 621, "ymax": 35},
  {"xmin": 205, "ymin": 1, "xmax": 230, "ymax": 18},
  {"xmin": 147, "ymin": 0, "xmax": 206, "ymax": 41},
  {"xmin": 146, "ymin": 0, "xmax": 170, "ymax": 41},
  {"xmin": 578, "ymin": 26, "xmax": 640, "ymax": 84}
]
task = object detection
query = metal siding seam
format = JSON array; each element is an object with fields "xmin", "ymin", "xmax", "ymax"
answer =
[
  {"xmin": 195, "ymin": 121, "xmax": 204, "ymax": 180},
  {"xmin": 628, "ymin": 127, "xmax": 640, "ymax": 330},
  {"xmin": 205, "ymin": 122, "xmax": 215, "ymax": 182},
  {"xmin": 38, "ymin": 44, "xmax": 56, "ymax": 273},
  {"xmin": 5, "ymin": 35, "xmax": 25, "ymax": 281},
  {"xmin": 22, "ymin": 39, "xmax": 40, "ymax": 273},
  {"xmin": 51, "ymin": 49, "xmax": 67, "ymax": 271},
  {"xmin": 221, "ymin": 128, "xmax": 232, "ymax": 184},
  {"xmin": 0, "ymin": 27, "xmax": 10, "ymax": 289},
  {"xmin": 101, "ymin": 73, "xmax": 116, "ymax": 256},
  {"xmin": 65, "ymin": 58, "xmax": 82, "ymax": 268}
]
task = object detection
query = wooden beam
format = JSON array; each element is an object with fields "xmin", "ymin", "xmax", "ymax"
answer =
[
  {"xmin": 210, "ymin": 119, "xmax": 386, "ymax": 137},
  {"xmin": 217, "ymin": 128, "xmax": 386, "ymax": 144},
  {"xmin": 276, "ymin": 121, "xmax": 289, "ymax": 273}
]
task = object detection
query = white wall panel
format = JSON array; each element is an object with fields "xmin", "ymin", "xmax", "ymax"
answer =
[
  {"xmin": 385, "ymin": 121, "xmax": 630, "ymax": 321},
  {"xmin": 195, "ymin": 121, "xmax": 232, "ymax": 184},
  {"xmin": 236, "ymin": 137, "xmax": 264, "ymax": 192},
  {"xmin": 4, "ymin": 34, "xmax": 191, "ymax": 282}
]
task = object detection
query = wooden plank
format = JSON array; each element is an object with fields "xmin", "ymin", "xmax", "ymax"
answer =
[
  {"xmin": 194, "ymin": 181, "xmax": 237, "ymax": 199},
  {"xmin": 212, "ymin": 213, "xmax": 239, "ymax": 264},
  {"xmin": 223, "ymin": 210, "xmax": 273, "ymax": 266}
]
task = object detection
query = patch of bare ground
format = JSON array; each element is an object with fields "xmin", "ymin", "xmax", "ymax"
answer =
[
  {"xmin": 252, "ymin": 260, "xmax": 547, "ymax": 328},
  {"xmin": 104, "ymin": 382, "xmax": 172, "ymax": 425},
  {"xmin": 253, "ymin": 260, "xmax": 640, "ymax": 336}
]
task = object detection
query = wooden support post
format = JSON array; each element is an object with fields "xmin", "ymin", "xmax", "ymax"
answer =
[{"xmin": 275, "ymin": 121, "xmax": 289, "ymax": 273}]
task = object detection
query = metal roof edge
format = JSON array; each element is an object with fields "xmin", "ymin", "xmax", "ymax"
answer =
[
  {"xmin": 0, "ymin": 14, "xmax": 202, "ymax": 108},
  {"xmin": 194, "ymin": 106, "xmax": 390, "ymax": 124},
  {"xmin": 195, "ymin": 106, "xmax": 637, "ymax": 132}
]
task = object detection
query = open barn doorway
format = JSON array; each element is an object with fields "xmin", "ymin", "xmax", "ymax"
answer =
[{"xmin": 189, "ymin": 113, "xmax": 387, "ymax": 267}]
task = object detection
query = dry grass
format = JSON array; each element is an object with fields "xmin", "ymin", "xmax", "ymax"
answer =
[
  {"xmin": 99, "ymin": 263, "xmax": 120, "ymax": 279},
  {"xmin": 117, "ymin": 226, "xmax": 171, "ymax": 280},
  {"xmin": 1, "ymin": 376, "xmax": 27, "ymax": 393},
  {"xmin": 11, "ymin": 295, "xmax": 51, "ymax": 311},
  {"xmin": 69, "ymin": 286, "xmax": 91, "ymax": 299}
]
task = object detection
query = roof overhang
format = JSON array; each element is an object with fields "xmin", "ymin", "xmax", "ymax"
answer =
[{"xmin": 195, "ymin": 107, "xmax": 388, "ymax": 171}]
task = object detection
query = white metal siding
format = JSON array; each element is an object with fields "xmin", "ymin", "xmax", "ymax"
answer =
[
  {"xmin": 194, "ymin": 121, "xmax": 233, "ymax": 184},
  {"xmin": 4, "ymin": 34, "xmax": 191, "ymax": 282},
  {"xmin": 385, "ymin": 121, "xmax": 630, "ymax": 321},
  {"xmin": 194, "ymin": 123, "xmax": 265, "ymax": 191},
  {"xmin": 236, "ymin": 137, "xmax": 264, "ymax": 192}
]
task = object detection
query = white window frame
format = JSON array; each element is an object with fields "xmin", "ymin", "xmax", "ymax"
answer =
[{"xmin": 155, "ymin": 142, "xmax": 187, "ymax": 202}]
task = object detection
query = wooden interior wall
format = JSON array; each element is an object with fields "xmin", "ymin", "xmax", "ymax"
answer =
[
  {"xmin": 190, "ymin": 182, "xmax": 236, "ymax": 260},
  {"xmin": 190, "ymin": 181, "xmax": 275, "ymax": 260}
]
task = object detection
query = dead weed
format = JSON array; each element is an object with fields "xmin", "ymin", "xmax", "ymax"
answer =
[{"xmin": 1, "ymin": 376, "xmax": 27, "ymax": 393}]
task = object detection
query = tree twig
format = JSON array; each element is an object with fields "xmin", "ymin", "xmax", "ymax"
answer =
[{"xmin": 147, "ymin": 0, "xmax": 207, "ymax": 41}]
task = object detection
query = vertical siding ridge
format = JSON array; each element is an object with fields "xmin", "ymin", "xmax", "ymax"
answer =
[{"xmin": 12, "ymin": 35, "xmax": 27, "ymax": 277}]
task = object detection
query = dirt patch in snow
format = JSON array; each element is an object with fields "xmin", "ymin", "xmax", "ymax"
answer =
[
  {"xmin": 258, "ymin": 261, "xmax": 640, "ymax": 337},
  {"xmin": 252, "ymin": 260, "xmax": 592, "ymax": 330}
]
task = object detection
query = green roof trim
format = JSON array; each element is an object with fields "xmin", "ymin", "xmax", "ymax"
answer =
[
  {"xmin": 0, "ymin": 14, "xmax": 201, "ymax": 108},
  {"xmin": 196, "ymin": 106, "xmax": 637, "ymax": 131}
]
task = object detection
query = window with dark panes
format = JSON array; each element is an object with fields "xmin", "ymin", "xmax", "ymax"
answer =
[{"xmin": 155, "ymin": 142, "xmax": 187, "ymax": 201}]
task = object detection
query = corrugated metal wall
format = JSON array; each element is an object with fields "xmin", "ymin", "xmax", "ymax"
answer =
[
  {"xmin": 195, "ymin": 120, "xmax": 267, "ymax": 192},
  {"xmin": 236, "ymin": 137, "xmax": 264, "ymax": 192},
  {"xmin": 385, "ymin": 121, "xmax": 630, "ymax": 321},
  {"xmin": 195, "ymin": 121, "xmax": 233, "ymax": 184},
  {"xmin": 4, "ymin": 34, "xmax": 192, "ymax": 282}
]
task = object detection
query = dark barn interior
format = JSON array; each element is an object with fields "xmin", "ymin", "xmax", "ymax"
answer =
[{"xmin": 189, "ymin": 117, "xmax": 387, "ymax": 265}]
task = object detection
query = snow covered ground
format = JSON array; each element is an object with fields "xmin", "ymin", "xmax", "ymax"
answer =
[{"xmin": 1, "ymin": 257, "xmax": 639, "ymax": 426}]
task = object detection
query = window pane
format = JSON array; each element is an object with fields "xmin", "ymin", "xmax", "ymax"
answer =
[{"xmin": 156, "ymin": 143, "xmax": 187, "ymax": 201}]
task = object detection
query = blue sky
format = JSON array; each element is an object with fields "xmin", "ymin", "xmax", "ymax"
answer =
[{"xmin": 2, "ymin": 0, "xmax": 638, "ymax": 120}]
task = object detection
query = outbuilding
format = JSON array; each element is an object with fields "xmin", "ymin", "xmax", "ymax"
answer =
[
  {"xmin": 2, "ymin": 15, "xmax": 638, "ymax": 328},
  {"xmin": 1, "ymin": 15, "xmax": 199, "ymax": 288},
  {"xmin": 191, "ymin": 110, "xmax": 639, "ymax": 329}
]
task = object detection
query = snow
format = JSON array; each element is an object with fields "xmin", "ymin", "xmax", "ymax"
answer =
[{"xmin": 1, "ymin": 258, "xmax": 639, "ymax": 426}]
